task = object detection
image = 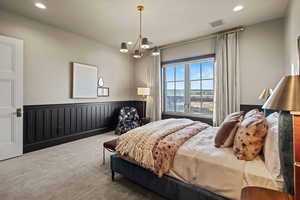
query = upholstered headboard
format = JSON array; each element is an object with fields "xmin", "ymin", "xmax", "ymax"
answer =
[{"xmin": 278, "ymin": 111, "xmax": 294, "ymax": 195}]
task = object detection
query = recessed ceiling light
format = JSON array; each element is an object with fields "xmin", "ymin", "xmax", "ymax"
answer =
[
  {"xmin": 127, "ymin": 41, "xmax": 132, "ymax": 45},
  {"xmin": 233, "ymin": 5, "xmax": 244, "ymax": 12},
  {"xmin": 35, "ymin": 2, "xmax": 47, "ymax": 9}
]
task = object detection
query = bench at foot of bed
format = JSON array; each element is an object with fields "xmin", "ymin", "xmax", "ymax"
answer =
[{"xmin": 110, "ymin": 154, "xmax": 229, "ymax": 200}]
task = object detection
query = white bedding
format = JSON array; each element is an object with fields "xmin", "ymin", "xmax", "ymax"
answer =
[
  {"xmin": 244, "ymin": 157, "xmax": 283, "ymax": 192},
  {"xmin": 168, "ymin": 127, "xmax": 283, "ymax": 200}
]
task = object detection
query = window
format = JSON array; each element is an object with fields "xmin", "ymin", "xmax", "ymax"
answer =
[{"xmin": 163, "ymin": 56, "xmax": 215, "ymax": 118}]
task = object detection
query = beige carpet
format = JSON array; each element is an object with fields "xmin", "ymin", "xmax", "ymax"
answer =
[{"xmin": 0, "ymin": 132, "xmax": 165, "ymax": 200}]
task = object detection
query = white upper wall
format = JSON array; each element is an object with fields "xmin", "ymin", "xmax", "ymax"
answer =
[
  {"xmin": 134, "ymin": 18, "xmax": 286, "ymax": 106},
  {"xmin": 0, "ymin": 10, "xmax": 135, "ymax": 105},
  {"xmin": 240, "ymin": 18, "xmax": 285, "ymax": 105},
  {"xmin": 161, "ymin": 39, "xmax": 215, "ymax": 61},
  {"xmin": 285, "ymin": 0, "xmax": 300, "ymax": 75},
  {"xmin": 134, "ymin": 55, "xmax": 153, "ymax": 100}
]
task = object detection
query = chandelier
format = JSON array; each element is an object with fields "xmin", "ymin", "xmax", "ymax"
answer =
[{"xmin": 120, "ymin": 5, "xmax": 160, "ymax": 58}]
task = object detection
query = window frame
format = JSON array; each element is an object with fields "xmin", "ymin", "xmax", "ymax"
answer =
[{"xmin": 162, "ymin": 54, "xmax": 215, "ymax": 119}]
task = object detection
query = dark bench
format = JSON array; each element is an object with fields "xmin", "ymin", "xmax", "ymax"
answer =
[{"xmin": 102, "ymin": 138, "xmax": 118, "ymax": 165}]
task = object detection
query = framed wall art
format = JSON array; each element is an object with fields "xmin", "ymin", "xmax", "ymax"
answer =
[
  {"xmin": 72, "ymin": 62, "xmax": 98, "ymax": 99},
  {"xmin": 97, "ymin": 87, "xmax": 109, "ymax": 97}
]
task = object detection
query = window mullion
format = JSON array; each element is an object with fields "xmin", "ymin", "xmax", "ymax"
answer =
[
  {"xmin": 174, "ymin": 67, "xmax": 176, "ymax": 112},
  {"xmin": 163, "ymin": 68, "xmax": 166, "ymax": 113},
  {"xmin": 200, "ymin": 63, "xmax": 203, "ymax": 113},
  {"xmin": 185, "ymin": 64, "xmax": 190, "ymax": 113}
]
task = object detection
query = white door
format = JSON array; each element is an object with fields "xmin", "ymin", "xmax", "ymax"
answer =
[{"xmin": 0, "ymin": 35, "xmax": 23, "ymax": 160}]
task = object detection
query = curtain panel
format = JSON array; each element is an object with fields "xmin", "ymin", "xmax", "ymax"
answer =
[
  {"xmin": 213, "ymin": 32, "xmax": 240, "ymax": 126},
  {"xmin": 147, "ymin": 51, "xmax": 162, "ymax": 121}
]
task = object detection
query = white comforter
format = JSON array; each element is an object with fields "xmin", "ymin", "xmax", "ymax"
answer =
[{"xmin": 169, "ymin": 127, "xmax": 283, "ymax": 200}]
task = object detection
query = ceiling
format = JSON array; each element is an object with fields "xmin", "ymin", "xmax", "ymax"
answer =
[{"xmin": 0, "ymin": 0, "xmax": 289, "ymax": 48}]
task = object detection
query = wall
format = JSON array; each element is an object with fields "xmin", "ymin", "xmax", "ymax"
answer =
[
  {"xmin": 161, "ymin": 39, "xmax": 215, "ymax": 61},
  {"xmin": 0, "ymin": 9, "xmax": 135, "ymax": 105},
  {"xmin": 134, "ymin": 55, "xmax": 153, "ymax": 99},
  {"xmin": 285, "ymin": 0, "xmax": 300, "ymax": 75},
  {"xmin": 134, "ymin": 18, "xmax": 285, "ymax": 106},
  {"xmin": 240, "ymin": 18, "xmax": 285, "ymax": 105}
]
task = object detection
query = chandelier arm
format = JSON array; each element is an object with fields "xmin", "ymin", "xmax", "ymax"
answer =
[
  {"xmin": 139, "ymin": 36, "xmax": 142, "ymax": 53},
  {"xmin": 132, "ymin": 37, "xmax": 140, "ymax": 53}
]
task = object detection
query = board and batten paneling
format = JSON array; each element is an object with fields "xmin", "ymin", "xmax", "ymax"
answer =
[{"xmin": 23, "ymin": 101, "xmax": 146, "ymax": 153}]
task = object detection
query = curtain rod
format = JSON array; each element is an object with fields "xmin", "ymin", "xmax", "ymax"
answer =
[{"xmin": 158, "ymin": 26, "xmax": 245, "ymax": 50}]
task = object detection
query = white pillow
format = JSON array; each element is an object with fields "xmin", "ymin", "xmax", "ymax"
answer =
[{"xmin": 264, "ymin": 112, "xmax": 283, "ymax": 181}]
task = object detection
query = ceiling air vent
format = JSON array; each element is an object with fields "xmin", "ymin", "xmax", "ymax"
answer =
[{"xmin": 210, "ymin": 20, "xmax": 224, "ymax": 28}]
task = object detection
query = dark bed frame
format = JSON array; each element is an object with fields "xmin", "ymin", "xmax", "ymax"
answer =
[{"xmin": 111, "ymin": 154, "xmax": 230, "ymax": 200}]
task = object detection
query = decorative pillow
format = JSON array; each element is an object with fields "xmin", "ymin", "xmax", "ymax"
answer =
[
  {"xmin": 264, "ymin": 112, "xmax": 283, "ymax": 181},
  {"xmin": 233, "ymin": 114, "xmax": 268, "ymax": 161},
  {"xmin": 244, "ymin": 109, "xmax": 263, "ymax": 119},
  {"xmin": 215, "ymin": 111, "xmax": 244, "ymax": 148}
]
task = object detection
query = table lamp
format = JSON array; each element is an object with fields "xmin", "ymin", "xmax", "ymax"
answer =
[
  {"xmin": 137, "ymin": 87, "xmax": 150, "ymax": 118},
  {"xmin": 259, "ymin": 88, "xmax": 273, "ymax": 100},
  {"xmin": 258, "ymin": 88, "xmax": 273, "ymax": 116},
  {"xmin": 263, "ymin": 75, "xmax": 300, "ymax": 198},
  {"xmin": 137, "ymin": 87, "xmax": 150, "ymax": 97}
]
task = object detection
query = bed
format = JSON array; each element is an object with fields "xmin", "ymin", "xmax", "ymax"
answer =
[{"xmin": 110, "ymin": 118, "xmax": 285, "ymax": 200}]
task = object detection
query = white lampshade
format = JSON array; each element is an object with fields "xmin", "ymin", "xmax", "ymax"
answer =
[{"xmin": 137, "ymin": 87, "xmax": 150, "ymax": 96}]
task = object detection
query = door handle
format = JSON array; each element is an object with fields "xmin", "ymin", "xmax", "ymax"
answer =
[{"xmin": 14, "ymin": 108, "xmax": 22, "ymax": 118}]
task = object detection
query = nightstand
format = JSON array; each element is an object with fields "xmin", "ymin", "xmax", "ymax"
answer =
[{"xmin": 241, "ymin": 187, "xmax": 293, "ymax": 200}]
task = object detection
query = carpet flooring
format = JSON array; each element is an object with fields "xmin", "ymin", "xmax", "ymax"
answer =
[{"xmin": 0, "ymin": 132, "xmax": 165, "ymax": 200}]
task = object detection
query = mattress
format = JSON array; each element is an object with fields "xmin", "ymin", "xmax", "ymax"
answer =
[{"xmin": 168, "ymin": 127, "xmax": 283, "ymax": 200}]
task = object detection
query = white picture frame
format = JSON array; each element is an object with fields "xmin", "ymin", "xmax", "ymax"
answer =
[
  {"xmin": 72, "ymin": 62, "xmax": 98, "ymax": 99},
  {"xmin": 97, "ymin": 87, "xmax": 109, "ymax": 97}
]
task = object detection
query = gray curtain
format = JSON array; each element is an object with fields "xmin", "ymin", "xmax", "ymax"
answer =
[
  {"xmin": 213, "ymin": 32, "xmax": 240, "ymax": 126},
  {"xmin": 147, "ymin": 51, "xmax": 162, "ymax": 121}
]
